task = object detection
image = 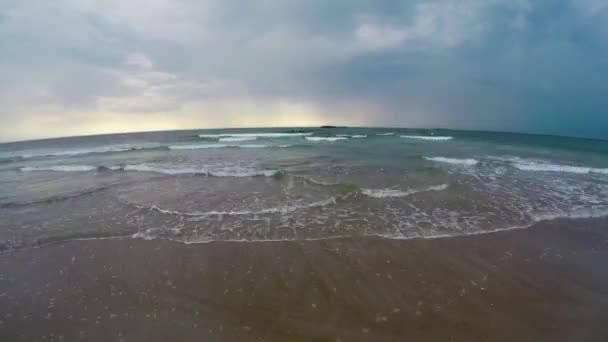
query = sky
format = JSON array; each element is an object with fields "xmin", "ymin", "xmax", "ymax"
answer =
[{"xmin": 0, "ymin": 0, "xmax": 607, "ymax": 142}]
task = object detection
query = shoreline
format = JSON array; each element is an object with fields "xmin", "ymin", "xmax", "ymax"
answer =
[{"xmin": 1, "ymin": 219, "xmax": 608, "ymax": 341}]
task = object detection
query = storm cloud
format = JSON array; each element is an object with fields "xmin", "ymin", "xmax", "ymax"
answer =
[{"xmin": 0, "ymin": 0, "xmax": 607, "ymax": 141}]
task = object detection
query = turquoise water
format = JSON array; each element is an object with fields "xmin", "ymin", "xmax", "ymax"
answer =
[{"xmin": 1, "ymin": 128, "xmax": 607, "ymax": 251}]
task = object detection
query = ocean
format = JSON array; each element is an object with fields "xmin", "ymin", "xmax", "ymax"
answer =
[{"xmin": 1, "ymin": 127, "xmax": 607, "ymax": 252}]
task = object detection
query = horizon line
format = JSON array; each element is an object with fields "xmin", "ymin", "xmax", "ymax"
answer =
[{"xmin": 1, "ymin": 125, "xmax": 607, "ymax": 145}]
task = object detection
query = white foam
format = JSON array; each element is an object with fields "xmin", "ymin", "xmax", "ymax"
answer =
[
  {"xmin": 424, "ymin": 157, "xmax": 479, "ymax": 166},
  {"xmin": 237, "ymin": 144, "xmax": 271, "ymax": 148},
  {"xmin": 218, "ymin": 137, "xmax": 257, "ymax": 142},
  {"xmin": 208, "ymin": 169, "xmax": 279, "ymax": 177},
  {"xmin": 20, "ymin": 165, "xmax": 98, "ymax": 172},
  {"xmin": 376, "ymin": 132, "xmax": 395, "ymax": 136},
  {"xmin": 122, "ymin": 164, "xmax": 206, "ymax": 175},
  {"xmin": 362, "ymin": 184, "xmax": 449, "ymax": 198},
  {"xmin": 513, "ymin": 161, "xmax": 608, "ymax": 175},
  {"xmin": 336, "ymin": 134, "xmax": 368, "ymax": 138},
  {"xmin": 168, "ymin": 143, "xmax": 289, "ymax": 150},
  {"xmin": 532, "ymin": 208, "xmax": 608, "ymax": 222},
  {"xmin": 400, "ymin": 135, "xmax": 453, "ymax": 141},
  {"xmin": 21, "ymin": 144, "xmax": 161, "ymax": 158},
  {"xmin": 305, "ymin": 137, "xmax": 348, "ymax": 142},
  {"xmin": 142, "ymin": 197, "xmax": 337, "ymax": 217},
  {"xmin": 168, "ymin": 144, "xmax": 229, "ymax": 150},
  {"xmin": 199, "ymin": 132, "xmax": 312, "ymax": 138},
  {"xmin": 118, "ymin": 163, "xmax": 279, "ymax": 177}
]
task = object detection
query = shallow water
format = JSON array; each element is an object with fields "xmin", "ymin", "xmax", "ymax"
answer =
[{"xmin": 1, "ymin": 127, "xmax": 607, "ymax": 251}]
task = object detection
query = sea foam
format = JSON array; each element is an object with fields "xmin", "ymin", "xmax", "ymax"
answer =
[
  {"xmin": 199, "ymin": 132, "xmax": 312, "ymax": 138},
  {"xmin": 513, "ymin": 161, "xmax": 608, "ymax": 175},
  {"xmin": 424, "ymin": 157, "xmax": 479, "ymax": 166},
  {"xmin": 305, "ymin": 137, "xmax": 348, "ymax": 142},
  {"xmin": 362, "ymin": 184, "xmax": 449, "ymax": 198},
  {"xmin": 218, "ymin": 137, "xmax": 257, "ymax": 142},
  {"xmin": 400, "ymin": 135, "xmax": 453, "ymax": 141},
  {"xmin": 20, "ymin": 165, "xmax": 98, "ymax": 172}
]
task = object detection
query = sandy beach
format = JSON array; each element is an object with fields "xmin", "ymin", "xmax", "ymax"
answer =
[{"xmin": 1, "ymin": 218, "xmax": 607, "ymax": 342}]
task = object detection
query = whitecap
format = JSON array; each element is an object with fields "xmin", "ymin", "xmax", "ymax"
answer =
[
  {"xmin": 305, "ymin": 137, "xmax": 348, "ymax": 142},
  {"xmin": 400, "ymin": 135, "xmax": 453, "ymax": 141},
  {"xmin": 168, "ymin": 144, "xmax": 229, "ymax": 150},
  {"xmin": 376, "ymin": 132, "xmax": 395, "ymax": 136},
  {"xmin": 20, "ymin": 165, "xmax": 98, "ymax": 172},
  {"xmin": 218, "ymin": 137, "xmax": 257, "ymax": 142},
  {"xmin": 424, "ymin": 157, "xmax": 479, "ymax": 166},
  {"xmin": 20, "ymin": 144, "xmax": 162, "ymax": 158},
  {"xmin": 117, "ymin": 163, "xmax": 279, "ymax": 177},
  {"xmin": 199, "ymin": 132, "xmax": 312, "ymax": 138}
]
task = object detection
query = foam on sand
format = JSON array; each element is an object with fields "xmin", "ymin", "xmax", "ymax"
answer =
[
  {"xmin": 305, "ymin": 137, "xmax": 348, "ymax": 142},
  {"xmin": 424, "ymin": 157, "xmax": 479, "ymax": 166},
  {"xmin": 400, "ymin": 135, "xmax": 453, "ymax": 141}
]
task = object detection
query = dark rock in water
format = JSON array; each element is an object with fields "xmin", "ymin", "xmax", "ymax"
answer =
[{"xmin": 321, "ymin": 125, "xmax": 340, "ymax": 128}]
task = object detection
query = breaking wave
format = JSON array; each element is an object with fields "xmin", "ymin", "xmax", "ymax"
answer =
[
  {"xmin": 19, "ymin": 163, "xmax": 280, "ymax": 178},
  {"xmin": 512, "ymin": 161, "xmax": 608, "ymax": 175},
  {"xmin": 21, "ymin": 165, "xmax": 98, "ymax": 172},
  {"xmin": 424, "ymin": 157, "xmax": 479, "ymax": 166},
  {"xmin": 400, "ymin": 135, "xmax": 453, "ymax": 141},
  {"xmin": 218, "ymin": 137, "xmax": 257, "ymax": 142},
  {"xmin": 305, "ymin": 137, "xmax": 348, "ymax": 142},
  {"xmin": 20, "ymin": 144, "xmax": 162, "ymax": 159},
  {"xmin": 199, "ymin": 132, "xmax": 312, "ymax": 138}
]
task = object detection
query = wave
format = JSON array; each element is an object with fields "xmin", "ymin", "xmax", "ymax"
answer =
[
  {"xmin": 0, "ymin": 186, "xmax": 113, "ymax": 208},
  {"xmin": 19, "ymin": 163, "xmax": 280, "ymax": 178},
  {"xmin": 400, "ymin": 135, "xmax": 453, "ymax": 141},
  {"xmin": 20, "ymin": 165, "xmax": 98, "ymax": 172},
  {"xmin": 117, "ymin": 164, "xmax": 280, "ymax": 177},
  {"xmin": 362, "ymin": 184, "xmax": 449, "ymax": 198},
  {"xmin": 137, "ymin": 197, "xmax": 337, "ymax": 217},
  {"xmin": 305, "ymin": 137, "xmax": 348, "ymax": 142},
  {"xmin": 218, "ymin": 137, "xmax": 257, "ymax": 142},
  {"xmin": 168, "ymin": 143, "xmax": 291, "ymax": 150},
  {"xmin": 168, "ymin": 144, "xmax": 229, "ymax": 150},
  {"xmin": 376, "ymin": 132, "xmax": 395, "ymax": 136},
  {"xmin": 20, "ymin": 144, "xmax": 162, "ymax": 159},
  {"xmin": 199, "ymin": 132, "xmax": 312, "ymax": 138},
  {"xmin": 512, "ymin": 161, "xmax": 608, "ymax": 175},
  {"xmin": 336, "ymin": 134, "xmax": 368, "ymax": 138},
  {"xmin": 424, "ymin": 157, "xmax": 479, "ymax": 166}
]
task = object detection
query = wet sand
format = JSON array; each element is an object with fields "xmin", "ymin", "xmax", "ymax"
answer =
[{"xmin": 1, "ymin": 219, "xmax": 608, "ymax": 342}]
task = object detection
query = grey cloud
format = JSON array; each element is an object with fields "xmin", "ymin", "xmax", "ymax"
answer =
[{"xmin": 0, "ymin": 0, "xmax": 607, "ymax": 141}]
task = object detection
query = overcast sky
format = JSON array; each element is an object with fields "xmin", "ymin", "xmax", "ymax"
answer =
[{"xmin": 1, "ymin": 0, "xmax": 607, "ymax": 142}]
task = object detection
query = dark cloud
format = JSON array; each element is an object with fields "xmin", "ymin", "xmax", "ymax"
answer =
[{"xmin": 0, "ymin": 0, "xmax": 606, "ymax": 141}]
